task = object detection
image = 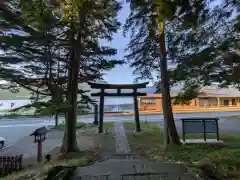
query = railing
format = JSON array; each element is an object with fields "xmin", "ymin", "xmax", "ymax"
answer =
[{"xmin": 0, "ymin": 155, "xmax": 23, "ymax": 177}]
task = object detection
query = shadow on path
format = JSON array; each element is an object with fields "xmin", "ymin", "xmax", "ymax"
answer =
[{"xmin": 67, "ymin": 121, "xmax": 200, "ymax": 180}]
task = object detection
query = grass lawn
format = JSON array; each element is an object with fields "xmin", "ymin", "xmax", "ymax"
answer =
[
  {"xmin": 55, "ymin": 122, "xmax": 89, "ymax": 129},
  {"xmin": 124, "ymin": 122, "xmax": 240, "ymax": 177},
  {"xmin": 103, "ymin": 122, "xmax": 114, "ymax": 128},
  {"xmin": 225, "ymin": 115, "xmax": 240, "ymax": 119}
]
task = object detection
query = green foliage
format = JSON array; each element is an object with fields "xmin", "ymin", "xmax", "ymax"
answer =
[
  {"xmin": 20, "ymin": 0, "xmax": 56, "ymax": 30},
  {"xmin": 125, "ymin": 0, "xmax": 238, "ymax": 104},
  {"xmin": 155, "ymin": 81, "xmax": 199, "ymax": 105},
  {"xmin": 170, "ymin": 2, "xmax": 239, "ymax": 90},
  {"xmin": 124, "ymin": 0, "xmax": 210, "ymax": 81},
  {"xmin": 124, "ymin": 0, "xmax": 215, "ymax": 104},
  {"xmin": 155, "ymin": 0, "xmax": 208, "ymax": 28},
  {"xmin": 0, "ymin": 0, "xmax": 124, "ymax": 115},
  {"xmin": 173, "ymin": 87, "xmax": 199, "ymax": 105}
]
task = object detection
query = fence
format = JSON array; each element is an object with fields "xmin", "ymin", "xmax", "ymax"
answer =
[{"xmin": 0, "ymin": 155, "xmax": 23, "ymax": 176}]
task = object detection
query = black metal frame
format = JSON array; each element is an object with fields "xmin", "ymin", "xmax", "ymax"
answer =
[{"xmin": 181, "ymin": 118, "xmax": 219, "ymax": 142}]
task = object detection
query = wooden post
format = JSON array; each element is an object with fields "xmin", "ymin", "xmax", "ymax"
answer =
[
  {"xmin": 229, "ymin": 98, "xmax": 233, "ymax": 106},
  {"xmin": 216, "ymin": 119, "xmax": 220, "ymax": 141},
  {"xmin": 143, "ymin": 105, "xmax": 147, "ymax": 124},
  {"xmin": 195, "ymin": 98, "xmax": 200, "ymax": 106},
  {"xmin": 182, "ymin": 120, "xmax": 185, "ymax": 142},
  {"xmin": 93, "ymin": 104, "xmax": 98, "ymax": 125},
  {"xmin": 99, "ymin": 88, "xmax": 105, "ymax": 133},
  {"xmin": 133, "ymin": 88, "xmax": 141, "ymax": 132},
  {"xmin": 217, "ymin": 97, "xmax": 220, "ymax": 107},
  {"xmin": 37, "ymin": 141, "xmax": 42, "ymax": 163},
  {"xmin": 203, "ymin": 120, "xmax": 206, "ymax": 141},
  {"xmin": 138, "ymin": 97, "xmax": 141, "ymax": 109}
]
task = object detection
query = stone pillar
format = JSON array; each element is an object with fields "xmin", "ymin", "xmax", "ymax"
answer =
[
  {"xmin": 138, "ymin": 97, "xmax": 141, "ymax": 112},
  {"xmin": 37, "ymin": 141, "xmax": 42, "ymax": 163},
  {"xmin": 217, "ymin": 97, "xmax": 220, "ymax": 107},
  {"xmin": 229, "ymin": 98, "xmax": 232, "ymax": 106}
]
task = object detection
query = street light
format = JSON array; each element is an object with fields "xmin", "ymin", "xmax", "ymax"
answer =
[
  {"xmin": 30, "ymin": 126, "xmax": 48, "ymax": 163},
  {"xmin": 143, "ymin": 105, "xmax": 147, "ymax": 124}
]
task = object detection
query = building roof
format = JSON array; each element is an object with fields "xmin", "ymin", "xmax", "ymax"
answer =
[
  {"xmin": 199, "ymin": 87, "xmax": 240, "ymax": 97},
  {"xmin": 140, "ymin": 87, "xmax": 240, "ymax": 98}
]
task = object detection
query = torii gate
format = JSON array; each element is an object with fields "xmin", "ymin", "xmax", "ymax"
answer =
[{"xmin": 88, "ymin": 82, "xmax": 149, "ymax": 133}]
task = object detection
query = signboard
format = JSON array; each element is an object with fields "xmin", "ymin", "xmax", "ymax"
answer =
[{"xmin": 183, "ymin": 120, "xmax": 218, "ymax": 133}]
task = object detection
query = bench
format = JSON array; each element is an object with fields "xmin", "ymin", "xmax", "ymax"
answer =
[
  {"xmin": 181, "ymin": 118, "xmax": 219, "ymax": 142},
  {"xmin": 0, "ymin": 155, "xmax": 23, "ymax": 176}
]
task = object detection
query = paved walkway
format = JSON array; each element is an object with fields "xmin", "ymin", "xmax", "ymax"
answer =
[
  {"xmin": 70, "ymin": 156, "xmax": 196, "ymax": 179},
  {"xmin": 0, "ymin": 129, "xmax": 63, "ymax": 167},
  {"xmin": 114, "ymin": 121, "xmax": 131, "ymax": 154},
  {"xmin": 68, "ymin": 121, "xmax": 199, "ymax": 180}
]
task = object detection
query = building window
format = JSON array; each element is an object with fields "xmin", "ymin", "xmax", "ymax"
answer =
[{"xmin": 142, "ymin": 99, "xmax": 156, "ymax": 104}]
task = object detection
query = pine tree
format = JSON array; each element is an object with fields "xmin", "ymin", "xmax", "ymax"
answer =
[
  {"xmin": 57, "ymin": 0, "xmax": 122, "ymax": 152},
  {"xmin": 169, "ymin": 2, "xmax": 239, "ymax": 94},
  {"xmin": 0, "ymin": 0, "xmax": 123, "ymax": 153},
  {"xmin": 124, "ymin": 0, "xmax": 211, "ymax": 148},
  {"xmin": 1, "ymin": 0, "xmax": 69, "ymax": 119}
]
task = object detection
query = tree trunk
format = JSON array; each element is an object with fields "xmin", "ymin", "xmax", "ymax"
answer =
[
  {"xmin": 158, "ymin": 21, "xmax": 181, "ymax": 148},
  {"xmin": 61, "ymin": 91, "xmax": 79, "ymax": 153},
  {"xmin": 60, "ymin": 113, "xmax": 67, "ymax": 153},
  {"xmin": 60, "ymin": 31, "xmax": 81, "ymax": 153}
]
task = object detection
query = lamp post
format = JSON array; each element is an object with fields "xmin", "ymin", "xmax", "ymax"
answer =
[
  {"xmin": 143, "ymin": 105, "xmax": 147, "ymax": 124},
  {"xmin": 30, "ymin": 126, "xmax": 48, "ymax": 163}
]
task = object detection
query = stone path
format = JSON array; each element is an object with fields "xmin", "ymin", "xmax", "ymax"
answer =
[
  {"xmin": 114, "ymin": 121, "xmax": 131, "ymax": 154},
  {"xmin": 68, "ymin": 121, "xmax": 200, "ymax": 180},
  {"xmin": 70, "ymin": 156, "xmax": 197, "ymax": 179}
]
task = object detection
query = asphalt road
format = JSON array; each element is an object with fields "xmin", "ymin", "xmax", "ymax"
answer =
[{"xmin": 1, "ymin": 111, "xmax": 240, "ymax": 150}]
